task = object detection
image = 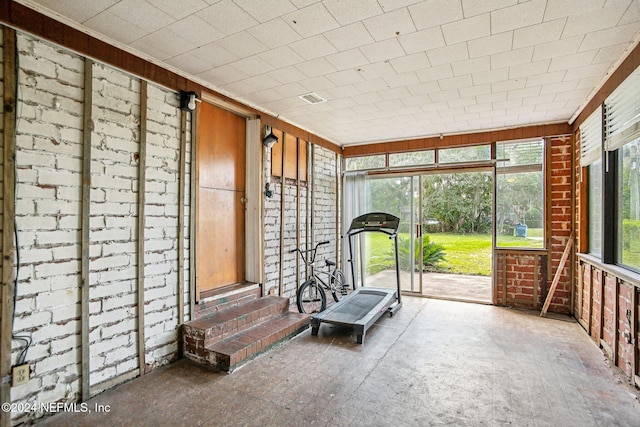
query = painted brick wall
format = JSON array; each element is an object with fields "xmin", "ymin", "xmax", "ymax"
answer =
[
  {"xmin": 6, "ymin": 32, "xmax": 192, "ymax": 424},
  {"xmin": 263, "ymin": 143, "xmax": 339, "ymax": 306}
]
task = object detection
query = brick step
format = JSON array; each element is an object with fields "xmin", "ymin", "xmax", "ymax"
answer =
[
  {"xmin": 184, "ymin": 296, "xmax": 289, "ymax": 349},
  {"xmin": 195, "ymin": 285, "xmax": 261, "ymax": 318},
  {"xmin": 208, "ymin": 312, "xmax": 310, "ymax": 372}
]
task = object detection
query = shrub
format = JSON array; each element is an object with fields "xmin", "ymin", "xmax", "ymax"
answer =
[{"xmin": 392, "ymin": 236, "xmax": 446, "ymax": 271}]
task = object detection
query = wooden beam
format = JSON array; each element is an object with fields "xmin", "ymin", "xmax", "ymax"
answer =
[
  {"xmin": 541, "ymin": 233, "xmax": 575, "ymax": 316},
  {"xmin": 0, "ymin": 27, "xmax": 16, "ymax": 427},
  {"xmin": 533, "ymin": 255, "xmax": 539, "ymax": 309},
  {"xmin": 278, "ymin": 133, "xmax": 286, "ymax": 296},
  {"xmin": 189, "ymin": 106, "xmax": 197, "ymax": 311},
  {"xmin": 136, "ymin": 81, "xmax": 148, "ymax": 376},
  {"xmin": 79, "ymin": 57, "xmax": 93, "ymax": 402},
  {"xmin": 296, "ymin": 138, "xmax": 301, "ymax": 291},
  {"xmin": 178, "ymin": 110, "xmax": 186, "ymax": 328}
]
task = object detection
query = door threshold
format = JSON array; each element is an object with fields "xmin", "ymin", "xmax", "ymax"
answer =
[{"xmin": 199, "ymin": 282, "xmax": 260, "ymax": 303}]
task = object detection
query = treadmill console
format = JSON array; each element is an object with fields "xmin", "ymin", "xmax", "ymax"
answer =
[{"xmin": 347, "ymin": 212, "xmax": 400, "ymax": 236}]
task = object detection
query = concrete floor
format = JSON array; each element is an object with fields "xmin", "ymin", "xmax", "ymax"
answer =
[{"xmin": 40, "ymin": 297, "xmax": 640, "ymax": 426}]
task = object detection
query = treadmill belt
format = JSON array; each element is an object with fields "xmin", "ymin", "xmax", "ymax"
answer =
[{"xmin": 323, "ymin": 293, "xmax": 386, "ymax": 323}]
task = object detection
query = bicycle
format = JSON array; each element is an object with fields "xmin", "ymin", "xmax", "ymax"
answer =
[{"xmin": 290, "ymin": 240, "xmax": 349, "ymax": 314}]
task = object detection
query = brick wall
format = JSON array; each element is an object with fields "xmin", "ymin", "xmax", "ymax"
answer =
[
  {"xmin": 495, "ymin": 136, "xmax": 573, "ymax": 313},
  {"xmin": 5, "ymin": 31, "xmax": 192, "ymax": 424},
  {"xmin": 263, "ymin": 143, "xmax": 339, "ymax": 306}
]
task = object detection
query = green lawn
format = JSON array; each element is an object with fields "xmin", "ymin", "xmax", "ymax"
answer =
[{"xmin": 364, "ymin": 230, "xmax": 543, "ymax": 276}]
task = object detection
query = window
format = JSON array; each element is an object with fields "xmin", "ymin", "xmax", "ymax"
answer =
[
  {"xmin": 388, "ymin": 150, "xmax": 434, "ymax": 168},
  {"xmin": 345, "ymin": 154, "xmax": 386, "ymax": 171},
  {"xmin": 496, "ymin": 140, "xmax": 544, "ymax": 248},
  {"xmin": 588, "ymin": 160, "xmax": 602, "ymax": 256},
  {"xmin": 439, "ymin": 145, "xmax": 491, "ymax": 163},
  {"xmin": 618, "ymin": 140, "xmax": 640, "ymax": 269}
]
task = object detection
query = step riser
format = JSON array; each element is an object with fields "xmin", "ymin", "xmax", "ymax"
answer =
[
  {"xmin": 184, "ymin": 298, "xmax": 290, "ymax": 349},
  {"xmin": 194, "ymin": 288, "xmax": 261, "ymax": 318}
]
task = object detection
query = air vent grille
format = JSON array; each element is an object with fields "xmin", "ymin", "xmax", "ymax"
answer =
[{"xmin": 299, "ymin": 92, "xmax": 326, "ymax": 104}]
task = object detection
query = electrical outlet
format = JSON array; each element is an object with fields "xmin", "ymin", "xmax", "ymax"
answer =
[{"xmin": 12, "ymin": 364, "xmax": 29, "ymax": 386}]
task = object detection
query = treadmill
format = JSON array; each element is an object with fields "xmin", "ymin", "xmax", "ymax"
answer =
[{"xmin": 310, "ymin": 212, "xmax": 402, "ymax": 344}]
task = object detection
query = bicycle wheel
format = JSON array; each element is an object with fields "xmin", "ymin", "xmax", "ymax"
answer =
[
  {"xmin": 297, "ymin": 280, "xmax": 326, "ymax": 314},
  {"xmin": 330, "ymin": 269, "xmax": 348, "ymax": 303}
]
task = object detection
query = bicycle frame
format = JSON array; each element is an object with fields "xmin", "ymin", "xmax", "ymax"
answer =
[{"xmin": 290, "ymin": 241, "xmax": 339, "ymax": 292}]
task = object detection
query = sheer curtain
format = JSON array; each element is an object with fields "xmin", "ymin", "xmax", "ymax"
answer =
[{"xmin": 342, "ymin": 172, "xmax": 366, "ymax": 289}]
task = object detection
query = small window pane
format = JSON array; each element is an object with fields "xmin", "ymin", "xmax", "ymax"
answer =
[
  {"xmin": 439, "ymin": 145, "xmax": 491, "ymax": 163},
  {"xmin": 588, "ymin": 160, "xmax": 602, "ymax": 256},
  {"xmin": 618, "ymin": 139, "xmax": 640, "ymax": 269},
  {"xmin": 389, "ymin": 150, "xmax": 435, "ymax": 168},
  {"xmin": 345, "ymin": 155, "xmax": 385, "ymax": 171},
  {"xmin": 496, "ymin": 140, "xmax": 544, "ymax": 248}
]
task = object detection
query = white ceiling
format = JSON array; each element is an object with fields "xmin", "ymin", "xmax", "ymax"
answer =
[{"xmin": 18, "ymin": 0, "xmax": 640, "ymax": 147}]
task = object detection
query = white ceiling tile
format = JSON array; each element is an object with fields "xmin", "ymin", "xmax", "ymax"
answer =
[
  {"xmin": 191, "ymin": 42, "xmax": 241, "ymax": 68},
  {"xmin": 477, "ymin": 92, "xmax": 507, "ymax": 104},
  {"xmin": 258, "ymin": 46, "xmax": 304, "ymax": 69},
  {"xmin": 398, "ymin": 27, "xmax": 446, "ymax": 54},
  {"xmin": 283, "ymin": 3, "xmax": 340, "ymax": 38},
  {"xmin": 272, "ymin": 82, "xmax": 309, "ymax": 98},
  {"xmin": 352, "ymin": 103, "xmax": 381, "ymax": 114},
  {"xmin": 539, "ymin": 81, "xmax": 578, "ymax": 95},
  {"xmin": 323, "ymin": 0, "xmax": 383, "ymax": 25},
  {"xmin": 493, "ymin": 98, "xmax": 522, "ymax": 109},
  {"xmin": 592, "ymin": 44, "xmax": 628, "ymax": 64},
  {"xmin": 548, "ymin": 51, "xmax": 597, "ymax": 72},
  {"xmin": 85, "ymin": 10, "xmax": 148, "ymax": 44},
  {"xmin": 383, "ymin": 71, "xmax": 420, "ymax": 88},
  {"xmin": 426, "ymin": 43, "xmax": 469, "ymax": 66},
  {"xmin": 407, "ymin": 81, "xmax": 441, "ymax": 95},
  {"xmin": 147, "ymin": 0, "xmax": 209, "ymax": 20},
  {"xmin": 109, "ymin": 0, "xmax": 175, "ymax": 34},
  {"xmin": 416, "ymin": 64, "xmax": 454, "ymax": 82},
  {"xmin": 234, "ymin": 0, "xmax": 297, "ymax": 23},
  {"xmin": 451, "ymin": 56, "xmax": 491, "ymax": 76},
  {"xmin": 509, "ymin": 59, "xmax": 550, "ymax": 79},
  {"xmin": 492, "ymin": 78, "xmax": 525, "ymax": 92},
  {"xmin": 196, "ymin": 63, "xmax": 249, "ymax": 85},
  {"xmin": 438, "ymin": 75, "xmax": 473, "ymax": 91},
  {"xmin": 248, "ymin": 18, "xmax": 303, "ymax": 49},
  {"xmin": 533, "ymin": 100, "xmax": 567, "ymax": 112},
  {"xmin": 325, "ymin": 69, "xmax": 365, "ymax": 86},
  {"xmin": 402, "ymin": 94, "xmax": 431, "ymax": 107},
  {"xmin": 196, "ymin": 0, "xmax": 259, "ymax": 35},
  {"xmin": 459, "ymin": 83, "xmax": 492, "ymax": 98},
  {"xmin": 562, "ymin": 62, "xmax": 611, "ymax": 81},
  {"xmin": 461, "ymin": 0, "xmax": 516, "ymax": 18},
  {"xmin": 353, "ymin": 91, "xmax": 385, "ymax": 105},
  {"xmin": 378, "ymin": 87, "xmax": 412, "ymax": 101},
  {"xmin": 490, "ymin": 0, "xmax": 545, "ymax": 34},
  {"xmin": 619, "ymin": 0, "xmax": 640, "ymax": 25},
  {"xmin": 323, "ymin": 22, "xmax": 376, "ymax": 51},
  {"xmin": 359, "ymin": 39, "xmax": 406, "ymax": 63},
  {"xmin": 378, "ymin": 0, "xmax": 424, "ymax": 12},
  {"xmin": 299, "ymin": 76, "xmax": 337, "ymax": 92},
  {"xmin": 168, "ymin": 15, "xmax": 225, "ymax": 46},
  {"xmin": 217, "ymin": 32, "xmax": 269, "ymax": 59},
  {"xmin": 409, "ymin": 0, "xmax": 463, "ymax": 30},
  {"xmin": 326, "ymin": 49, "xmax": 370, "ymax": 71},
  {"xmin": 165, "ymin": 51, "xmax": 214, "ymax": 75},
  {"xmin": 579, "ymin": 23, "xmax": 640, "ymax": 53},
  {"xmin": 473, "ymin": 68, "xmax": 509, "ymax": 85},
  {"xmin": 268, "ymin": 66, "xmax": 307, "ymax": 84},
  {"xmin": 294, "ymin": 57, "xmax": 337, "ymax": 77},
  {"xmin": 525, "ymin": 70, "xmax": 566, "ymax": 87},
  {"xmin": 575, "ymin": 75, "xmax": 603, "ymax": 89},
  {"xmin": 389, "ymin": 52, "xmax": 430, "ymax": 74},
  {"xmin": 562, "ymin": 2, "xmax": 630, "ymax": 38},
  {"xmin": 131, "ymin": 28, "xmax": 193, "ymax": 61},
  {"xmin": 355, "ymin": 78, "xmax": 393, "ymax": 94},
  {"xmin": 244, "ymin": 88, "xmax": 283, "ymax": 104},
  {"xmin": 363, "ymin": 7, "xmax": 417, "ymax": 41},
  {"xmin": 543, "ymin": 0, "xmax": 605, "ymax": 21},
  {"xmin": 554, "ymin": 88, "xmax": 592, "ymax": 102},
  {"xmin": 232, "ymin": 56, "xmax": 275, "ymax": 77},
  {"xmin": 513, "ymin": 19, "xmax": 565, "ymax": 49},
  {"xmin": 442, "ymin": 13, "xmax": 490, "ymax": 45},
  {"xmin": 34, "ymin": 0, "xmax": 119, "ymax": 23},
  {"xmin": 429, "ymin": 89, "xmax": 461, "ymax": 102},
  {"xmin": 491, "ymin": 47, "xmax": 533, "ymax": 69},
  {"xmin": 354, "ymin": 62, "xmax": 396, "ymax": 79},
  {"xmin": 532, "ymin": 36, "xmax": 583, "ymax": 61},
  {"xmin": 289, "ymin": 35, "xmax": 338, "ymax": 60},
  {"xmin": 467, "ymin": 32, "xmax": 512, "ymax": 58},
  {"xmin": 420, "ymin": 100, "xmax": 450, "ymax": 112}
]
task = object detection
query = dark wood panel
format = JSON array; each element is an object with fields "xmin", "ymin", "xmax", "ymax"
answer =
[
  {"xmin": 197, "ymin": 187, "xmax": 245, "ymax": 291},
  {"xmin": 299, "ymin": 140, "xmax": 307, "ymax": 181},
  {"xmin": 284, "ymin": 133, "xmax": 298, "ymax": 180},
  {"xmin": 270, "ymin": 128, "xmax": 285, "ymax": 177},
  {"xmin": 198, "ymin": 102, "xmax": 246, "ymax": 191}
]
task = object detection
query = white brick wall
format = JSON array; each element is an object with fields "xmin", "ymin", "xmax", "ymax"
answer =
[{"xmin": 7, "ymin": 32, "xmax": 192, "ymax": 425}]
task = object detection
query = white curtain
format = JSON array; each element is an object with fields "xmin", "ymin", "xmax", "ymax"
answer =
[{"xmin": 342, "ymin": 172, "xmax": 366, "ymax": 288}]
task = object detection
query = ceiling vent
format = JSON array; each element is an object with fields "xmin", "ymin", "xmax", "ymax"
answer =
[{"xmin": 299, "ymin": 92, "xmax": 326, "ymax": 104}]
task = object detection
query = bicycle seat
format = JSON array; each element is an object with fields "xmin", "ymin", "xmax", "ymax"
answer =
[{"xmin": 325, "ymin": 260, "xmax": 336, "ymax": 267}]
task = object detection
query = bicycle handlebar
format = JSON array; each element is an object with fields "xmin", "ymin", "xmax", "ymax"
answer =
[{"xmin": 289, "ymin": 240, "xmax": 333, "ymax": 264}]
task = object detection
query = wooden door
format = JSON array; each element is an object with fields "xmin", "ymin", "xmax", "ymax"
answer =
[{"xmin": 197, "ymin": 102, "xmax": 246, "ymax": 298}]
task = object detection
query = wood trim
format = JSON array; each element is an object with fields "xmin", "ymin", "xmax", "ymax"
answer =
[
  {"xmin": 296, "ymin": 138, "xmax": 301, "ymax": 291},
  {"xmin": 80, "ymin": 57, "xmax": 93, "ymax": 401},
  {"xmin": 614, "ymin": 277, "xmax": 619, "ymax": 366},
  {"xmin": 136, "ymin": 81, "xmax": 148, "ymax": 376},
  {"xmin": 343, "ymin": 123, "xmax": 572, "ymax": 157},
  {"xmin": 0, "ymin": 27, "xmax": 16, "ymax": 427},
  {"xmin": 533, "ymin": 255, "xmax": 539, "ymax": 309},
  {"xmin": 278, "ymin": 133, "xmax": 286, "ymax": 296},
  {"xmin": 178, "ymin": 110, "xmax": 187, "ymax": 327},
  {"xmin": 632, "ymin": 287, "xmax": 638, "ymax": 380},
  {"xmin": 189, "ymin": 107, "xmax": 197, "ymax": 311},
  {"xmin": 541, "ymin": 233, "xmax": 574, "ymax": 316},
  {"xmin": 245, "ymin": 118, "xmax": 263, "ymax": 285}
]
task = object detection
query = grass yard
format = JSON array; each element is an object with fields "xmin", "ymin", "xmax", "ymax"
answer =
[{"xmin": 364, "ymin": 230, "xmax": 543, "ymax": 276}]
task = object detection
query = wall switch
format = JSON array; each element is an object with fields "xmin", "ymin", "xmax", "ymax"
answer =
[{"xmin": 12, "ymin": 364, "xmax": 29, "ymax": 386}]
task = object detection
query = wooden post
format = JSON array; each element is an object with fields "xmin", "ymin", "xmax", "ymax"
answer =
[
  {"xmin": 136, "ymin": 81, "xmax": 148, "ymax": 376},
  {"xmin": 541, "ymin": 232, "xmax": 574, "ymax": 316},
  {"xmin": 613, "ymin": 278, "xmax": 619, "ymax": 366},
  {"xmin": 79, "ymin": 57, "xmax": 93, "ymax": 402},
  {"xmin": 533, "ymin": 254, "xmax": 539, "ymax": 309},
  {"xmin": 189, "ymin": 106, "xmax": 197, "ymax": 311},
  {"xmin": 1, "ymin": 27, "xmax": 16, "ymax": 427},
  {"xmin": 278, "ymin": 133, "xmax": 286, "ymax": 296},
  {"xmin": 296, "ymin": 138, "xmax": 301, "ymax": 290},
  {"xmin": 178, "ymin": 110, "xmax": 187, "ymax": 327},
  {"xmin": 632, "ymin": 287, "xmax": 638, "ymax": 386}
]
